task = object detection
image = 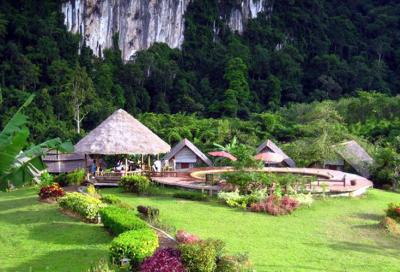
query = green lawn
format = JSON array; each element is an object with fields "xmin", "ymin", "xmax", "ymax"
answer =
[
  {"xmin": 0, "ymin": 187, "xmax": 399, "ymax": 272},
  {"xmin": 103, "ymin": 187, "xmax": 400, "ymax": 272},
  {"xmin": 0, "ymin": 188, "xmax": 112, "ymax": 272}
]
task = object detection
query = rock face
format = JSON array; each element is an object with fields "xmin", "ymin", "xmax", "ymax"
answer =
[
  {"xmin": 227, "ymin": 0, "xmax": 266, "ymax": 34},
  {"xmin": 62, "ymin": 0, "xmax": 266, "ymax": 60}
]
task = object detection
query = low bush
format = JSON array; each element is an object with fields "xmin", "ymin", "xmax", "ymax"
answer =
[
  {"xmin": 217, "ymin": 188, "xmax": 267, "ymax": 209},
  {"xmin": 381, "ymin": 216, "xmax": 400, "ymax": 236},
  {"xmin": 216, "ymin": 254, "xmax": 253, "ymax": 272},
  {"xmin": 38, "ymin": 183, "xmax": 65, "ymax": 199},
  {"xmin": 120, "ymin": 175, "xmax": 150, "ymax": 194},
  {"xmin": 39, "ymin": 171, "xmax": 54, "ymax": 188},
  {"xmin": 101, "ymin": 194, "xmax": 122, "ymax": 205},
  {"xmin": 140, "ymin": 248, "xmax": 186, "ymax": 272},
  {"xmin": 176, "ymin": 230, "xmax": 201, "ymax": 244},
  {"xmin": 109, "ymin": 229, "xmax": 158, "ymax": 267},
  {"xmin": 386, "ymin": 202, "xmax": 400, "ymax": 222},
  {"xmin": 221, "ymin": 172, "xmax": 271, "ymax": 193},
  {"xmin": 179, "ymin": 240, "xmax": 217, "ymax": 272},
  {"xmin": 173, "ymin": 191, "xmax": 209, "ymax": 201},
  {"xmin": 137, "ymin": 205, "xmax": 160, "ymax": 222},
  {"xmin": 99, "ymin": 206, "xmax": 147, "ymax": 235},
  {"xmin": 58, "ymin": 192, "xmax": 105, "ymax": 221},
  {"xmin": 249, "ymin": 195, "xmax": 299, "ymax": 216},
  {"xmin": 66, "ymin": 168, "xmax": 86, "ymax": 185}
]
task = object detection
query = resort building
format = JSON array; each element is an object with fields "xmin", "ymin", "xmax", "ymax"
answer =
[
  {"xmin": 42, "ymin": 151, "xmax": 91, "ymax": 174},
  {"xmin": 163, "ymin": 138, "xmax": 212, "ymax": 170},
  {"xmin": 256, "ymin": 139, "xmax": 296, "ymax": 167},
  {"xmin": 324, "ymin": 140, "xmax": 374, "ymax": 178}
]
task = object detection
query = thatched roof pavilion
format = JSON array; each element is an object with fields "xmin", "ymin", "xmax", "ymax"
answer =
[{"xmin": 74, "ymin": 109, "xmax": 170, "ymax": 155}]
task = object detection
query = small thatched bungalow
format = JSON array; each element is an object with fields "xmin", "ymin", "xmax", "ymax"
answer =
[
  {"xmin": 256, "ymin": 139, "xmax": 296, "ymax": 167},
  {"xmin": 163, "ymin": 138, "xmax": 212, "ymax": 169},
  {"xmin": 325, "ymin": 140, "xmax": 374, "ymax": 178},
  {"xmin": 42, "ymin": 151, "xmax": 91, "ymax": 174}
]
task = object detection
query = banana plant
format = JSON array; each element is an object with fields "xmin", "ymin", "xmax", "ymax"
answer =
[{"xmin": 0, "ymin": 94, "xmax": 73, "ymax": 190}]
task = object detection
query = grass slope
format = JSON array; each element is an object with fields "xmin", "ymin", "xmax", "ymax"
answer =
[
  {"xmin": 0, "ymin": 188, "xmax": 112, "ymax": 272},
  {"xmin": 104, "ymin": 188, "xmax": 400, "ymax": 272}
]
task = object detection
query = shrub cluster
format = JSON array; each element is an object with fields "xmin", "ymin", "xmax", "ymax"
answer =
[
  {"xmin": 66, "ymin": 168, "xmax": 86, "ymax": 185},
  {"xmin": 217, "ymin": 188, "xmax": 267, "ymax": 209},
  {"xmin": 173, "ymin": 191, "xmax": 209, "ymax": 201},
  {"xmin": 216, "ymin": 254, "xmax": 252, "ymax": 272},
  {"xmin": 179, "ymin": 240, "xmax": 217, "ymax": 272},
  {"xmin": 109, "ymin": 229, "xmax": 158, "ymax": 266},
  {"xmin": 250, "ymin": 195, "xmax": 299, "ymax": 216},
  {"xmin": 120, "ymin": 175, "xmax": 150, "ymax": 194},
  {"xmin": 101, "ymin": 194, "xmax": 122, "ymax": 205},
  {"xmin": 38, "ymin": 183, "xmax": 65, "ymax": 199},
  {"xmin": 140, "ymin": 248, "xmax": 186, "ymax": 272},
  {"xmin": 58, "ymin": 192, "xmax": 105, "ymax": 221},
  {"xmin": 381, "ymin": 216, "xmax": 400, "ymax": 236},
  {"xmin": 54, "ymin": 173, "xmax": 68, "ymax": 187},
  {"xmin": 137, "ymin": 205, "xmax": 160, "ymax": 222},
  {"xmin": 386, "ymin": 202, "xmax": 400, "ymax": 222},
  {"xmin": 100, "ymin": 206, "xmax": 148, "ymax": 235}
]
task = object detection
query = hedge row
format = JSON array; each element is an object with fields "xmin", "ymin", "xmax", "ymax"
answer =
[
  {"xmin": 99, "ymin": 206, "xmax": 148, "ymax": 235},
  {"xmin": 58, "ymin": 192, "xmax": 105, "ymax": 221}
]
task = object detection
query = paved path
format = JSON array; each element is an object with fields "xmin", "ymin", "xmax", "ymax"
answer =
[{"xmin": 151, "ymin": 167, "xmax": 373, "ymax": 197}]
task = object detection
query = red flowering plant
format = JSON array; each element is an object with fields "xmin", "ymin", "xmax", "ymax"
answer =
[
  {"xmin": 176, "ymin": 230, "xmax": 201, "ymax": 244},
  {"xmin": 140, "ymin": 248, "xmax": 186, "ymax": 272},
  {"xmin": 38, "ymin": 183, "xmax": 65, "ymax": 200},
  {"xmin": 250, "ymin": 195, "xmax": 299, "ymax": 216}
]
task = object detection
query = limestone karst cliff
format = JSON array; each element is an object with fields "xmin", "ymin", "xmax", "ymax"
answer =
[{"xmin": 62, "ymin": 0, "xmax": 266, "ymax": 60}]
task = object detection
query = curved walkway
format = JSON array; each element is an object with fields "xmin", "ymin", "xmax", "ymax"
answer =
[{"xmin": 151, "ymin": 167, "xmax": 373, "ymax": 197}]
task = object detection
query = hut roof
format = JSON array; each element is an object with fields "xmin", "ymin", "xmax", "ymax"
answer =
[
  {"xmin": 256, "ymin": 139, "xmax": 296, "ymax": 167},
  {"xmin": 333, "ymin": 140, "xmax": 374, "ymax": 178},
  {"xmin": 74, "ymin": 109, "xmax": 170, "ymax": 155},
  {"xmin": 42, "ymin": 151, "xmax": 90, "ymax": 173},
  {"xmin": 163, "ymin": 138, "xmax": 212, "ymax": 166}
]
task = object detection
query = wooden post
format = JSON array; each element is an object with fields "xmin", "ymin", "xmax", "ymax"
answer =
[
  {"xmin": 141, "ymin": 154, "xmax": 144, "ymax": 170},
  {"xmin": 125, "ymin": 157, "xmax": 128, "ymax": 176},
  {"xmin": 148, "ymin": 155, "xmax": 151, "ymax": 170},
  {"xmin": 84, "ymin": 154, "xmax": 88, "ymax": 180},
  {"xmin": 95, "ymin": 154, "xmax": 100, "ymax": 175}
]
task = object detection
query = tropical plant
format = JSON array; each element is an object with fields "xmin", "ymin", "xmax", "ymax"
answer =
[
  {"xmin": 0, "ymin": 95, "xmax": 73, "ymax": 190},
  {"xmin": 120, "ymin": 175, "xmax": 151, "ymax": 194},
  {"xmin": 58, "ymin": 192, "xmax": 105, "ymax": 221},
  {"xmin": 38, "ymin": 183, "xmax": 65, "ymax": 200}
]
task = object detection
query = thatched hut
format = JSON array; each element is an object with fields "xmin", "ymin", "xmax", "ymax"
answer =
[
  {"xmin": 327, "ymin": 140, "xmax": 374, "ymax": 178},
  {"xmin": 74, "ymin": 109, "xmax": 170, "ymax": 156},
  {"xmin": 163, "ymin": 138, "xmax": 212, "ymax": 169},
  {"xmin": 256, "ymin": 139, "xmax": 296, "ymax": 167}
]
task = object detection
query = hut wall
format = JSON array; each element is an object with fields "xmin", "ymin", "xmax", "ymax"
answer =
[{"xmin": 175, "ymin": 147, "xmax": 198, "ymax": 169}]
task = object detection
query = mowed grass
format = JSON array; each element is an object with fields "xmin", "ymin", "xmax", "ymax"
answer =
[
  {"xmin": 103, "ymin": 187, "xmax": 400, "ymax": 272},
  {"xmin": 0, "ymin": 188, "xmax": 112, "ymax": 272}
]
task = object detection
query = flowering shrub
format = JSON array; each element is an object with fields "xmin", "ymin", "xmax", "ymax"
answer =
[
  {"xmin": 140, "ymin": 248, "xmax": 186, "ymax": 272},
  {"xmin": 109, "ymin": 229, "xmax": 158, "ymax": 266},
  {"xmin": 120, "ymin": 175, "xmax": 150, "ymax": 194},
  {"xmin": 250, "ymin": 195, "xmax": 299, "ymax": 216},
  {"xmin": 58, "ymin": 192, "xmax": 105, "ymax": 221},
  {"xmin": 381, "ymin": 216, "xmax": 400, "ymax": 236},
  {"xmin": 291, "ymin": 193, "xmax": 314, "ymax": 207},
  {"xmin": 38, "ymin": 183, "xmax": 65, "ymax": 199},
  {"xmin": 99, "ymin": 206, "xmax": 148, "ymax": 235},
  {"xmin": 176, "ymin": 230, "xmax": 201, "ymax": 244},
  {"xmin": 386, "ymin": 203, "xmax": 400, "ymax": 222}
]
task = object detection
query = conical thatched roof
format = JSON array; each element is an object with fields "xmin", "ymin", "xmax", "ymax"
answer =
[{"xmin": 74, "ymin": 109, "xmax": 170, "ymax": 155}]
